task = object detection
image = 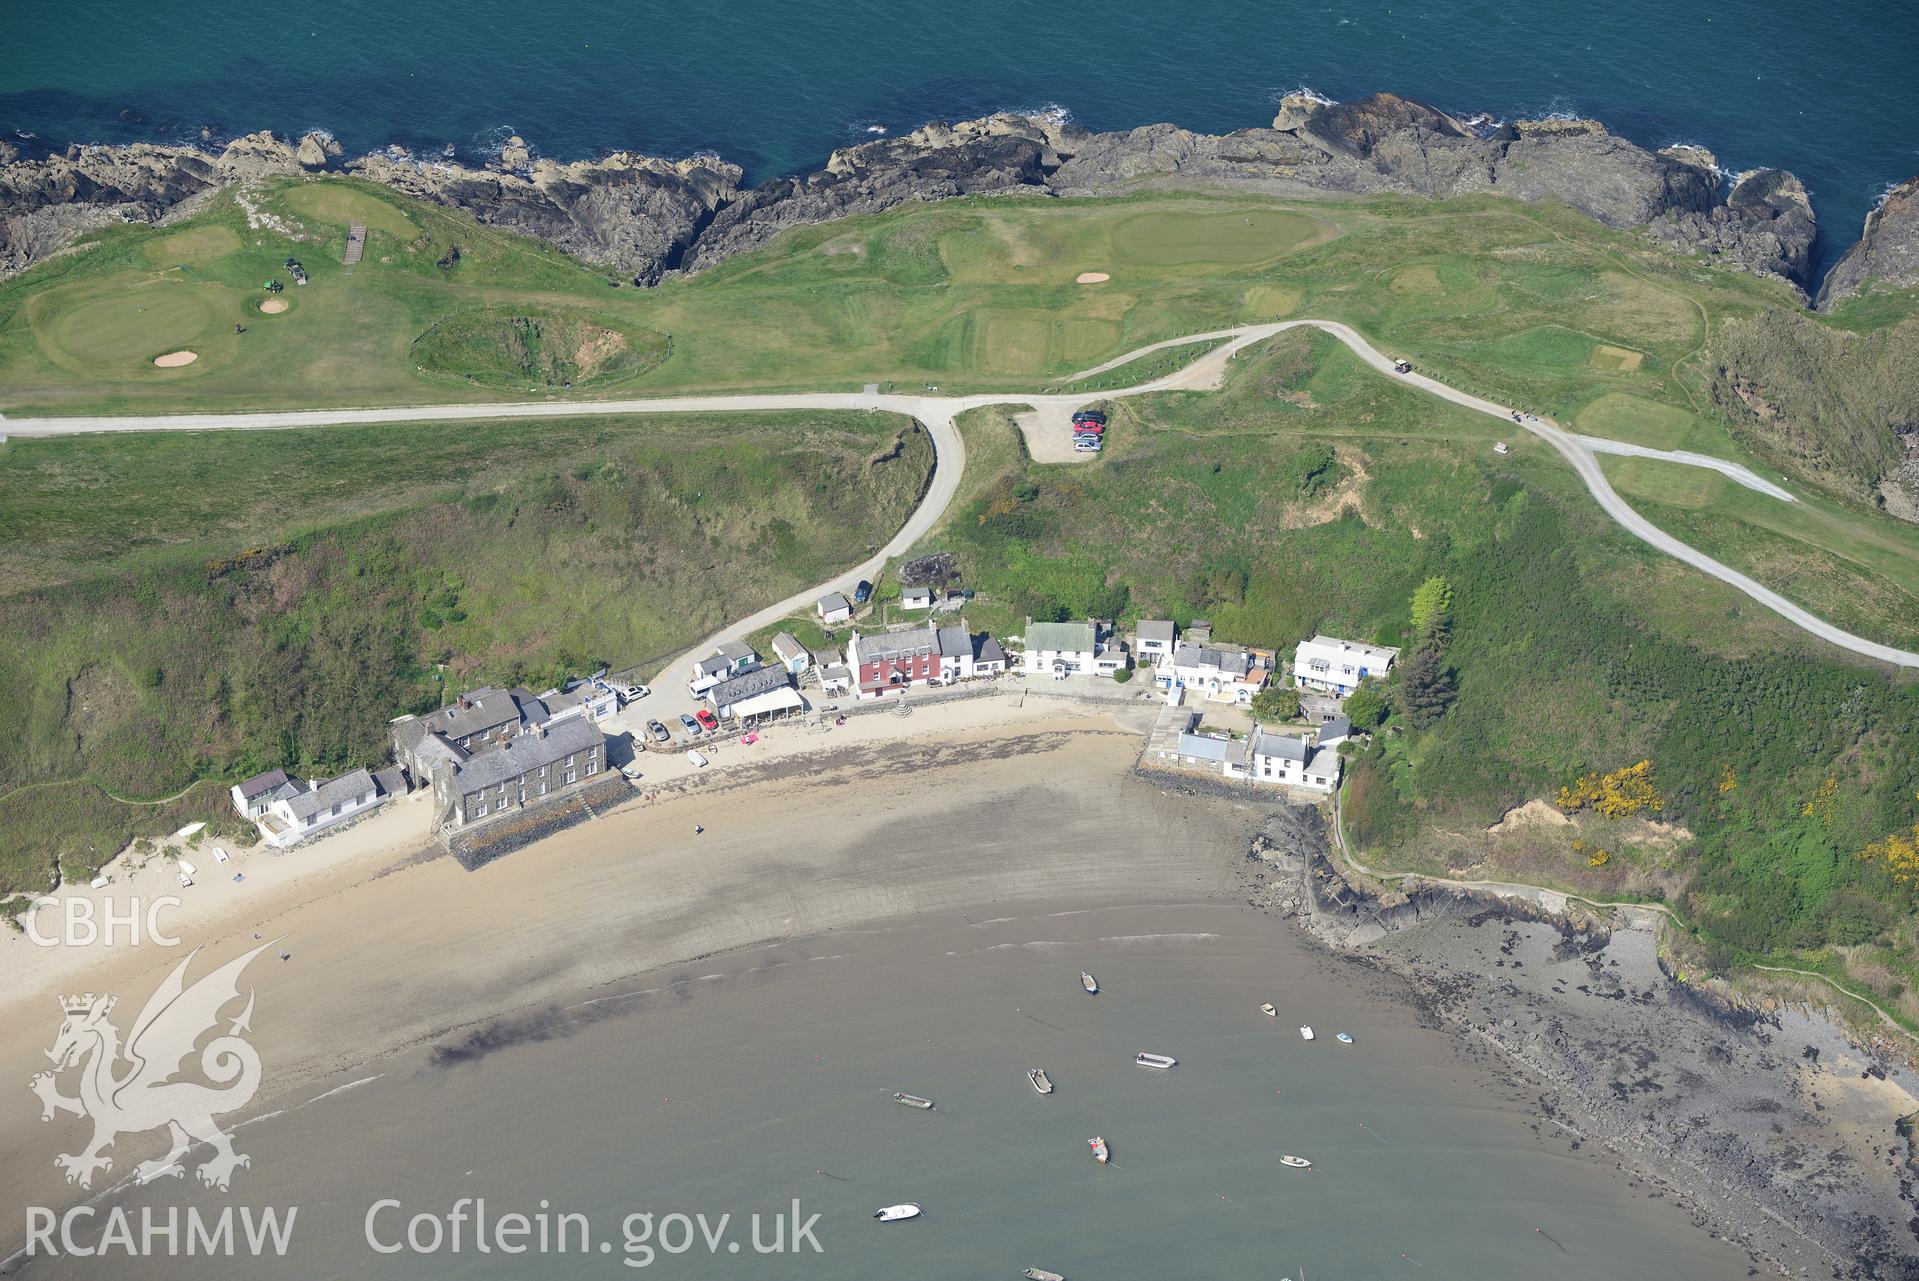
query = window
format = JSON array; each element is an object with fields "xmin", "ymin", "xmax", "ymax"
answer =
[
  {"xmin": 474, "ymin": 801, "xmax": 488, "ymax": 817},
  {"xmin": 564, "ymin": 770, "xmax": 576, "ymax": 785},
  {"xmin": 539, "ymin": 781, "xmax": 547, "ymax": 796}
]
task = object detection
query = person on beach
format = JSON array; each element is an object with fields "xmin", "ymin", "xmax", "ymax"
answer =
[{"xmin": 695, "ymin": 824, "xmax": 704, "ymax": 835}]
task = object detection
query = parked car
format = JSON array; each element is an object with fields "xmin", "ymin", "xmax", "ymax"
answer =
[
  {"xmin": 1071, "ymin": 409, "xmax": 1107, "ymax": 426},
  {"xmin": 646, "ymin": 719, "xmax": 670, "ymax": 743},
  {"xmin": 679, "ymin": 713, "xmax": 702, "ymax": 735},
  {"xmin": 853, "ymin": 580, "xmax": 873, "ymax": 605},
  {"xmin": 1074, "ymin": 438, "xmax": 1102, "ymax": 453},
  {"xmin": 618, "ymin": 683, "xmax": 650, "ymax": 702},
  {"xmin": 620, "ymin": 761, "xmax": 646, "ymax": 780},
  {"xmin": 1393, "ymin": 358, "xmax": 1413, "ymax": 374},
  {"xmin": 695, "ymin": 709, "xmax": 719, "ymax": 731},
  {"xmin": 1072, "ymin": 421, "xmax": 1105, "ymax": 435}
]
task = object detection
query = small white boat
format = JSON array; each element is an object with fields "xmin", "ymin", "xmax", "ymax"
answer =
[
  {"xmin": 1028, "ymin": 1068, "xmax": 1054, "ymax": 1095},
  {"xmin": 1023, "ymin": 1270, "xmax": 1066, "ymax": 1281},
  {"xmin": 1088, "ymin": 1136, "xmax": 1109, "ymax": 1164},
  {"xmin": 873, "ymin": 1203, "xmax": 921, "ymax": 1223},
  {"xmin": 1298, "ymin": 1025, "xmax": 1315, "ymax": 1041},
  {"xmin": 1335, "ymin": 1032, "xmax": 1354, "ymax": 1044},
  {"xmin": 1279, "ymin": 1154, "xmax": 1313, "ymax": 1169},
  {"xmin": 1260, "ymin": 1002, "xmax": 1278, "ymax": 1018},
  {"xmin": 1080, "ymin": 971, "xmax": 1098, "ymax": 994},
  {"xmin": 1135, "ymin": 1052, "xmax": 1177, "ymax": 1070},
  {"xmin": 894, "ymin": 1092, "xmax": 934, "ymax": 1109}
]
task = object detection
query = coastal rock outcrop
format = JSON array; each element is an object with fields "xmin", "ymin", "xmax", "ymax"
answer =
[
  {"xmin": 344, "ymin": 149, "xmax": 741, "ymax": 284},
  {"xmin": 0, "ymin": 94, "xmax": 1870, "ymax": 300},
  {"xmin": 1647, "ymin": 167, "xmax": 1817, "ymax": 289},
  {"xmin": 1817, "ymin": 175, "xmax": 1919, "ymax": 309}
]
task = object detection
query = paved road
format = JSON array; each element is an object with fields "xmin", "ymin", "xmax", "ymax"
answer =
[{"xmin": 6, "ymin": 320, "xmax": 1914, "ymax": 668}]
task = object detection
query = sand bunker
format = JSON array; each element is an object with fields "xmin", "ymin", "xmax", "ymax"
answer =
[
  {"xmin": 151, "ymin": 351, "xmax": 199, "ymax": 368},
  {"xmin": 258, "ymin": 298, "xmax": 288, "ymax": 314},
  {"xmin": 1076, "ymin": 271, "xmax": 1111, "ymax": 284}
]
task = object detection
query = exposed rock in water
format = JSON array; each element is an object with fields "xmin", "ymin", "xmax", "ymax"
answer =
[
  {"xmin": 0, "ymin": 93, "xmax": 1860, "ymax": 298},
  {"xmin": 1818, "ymin": 175, "xmax": 1919, "ymax": 309},
  {"xmin": 1648, "ymin": 167, "xmax": 1817, "ymax": 290}
]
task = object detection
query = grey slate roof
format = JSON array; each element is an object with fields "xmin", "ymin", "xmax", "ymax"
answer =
[
  {"xmin": 936, "ymin": 626, "xmax": 970, "ymax": 659},
  {"xmin": 1176, "ymin": 732, "xmax": 1233, "ymax": 763},
  {"xmin": 1137, "ymin": 619, "xmax": 1176, "ymax": 646},
  {"xmin": 709, "ymin": 665, "xmax": 793, "ymax": 710},
  {"xmin": 974, "ymin": 634, "xmax": 1007, "ymax": 666},
  {"xmin": 283, "ymin": 768, "xmax": 378, "ymax": 823},
  {"xmin": 818, "ymin": 592, "xmax": 851, "ymax": 613},
  {"xmin": 861, "ymin": 626, "xmax": 939, "ymax": 662},
  {"xmin": 450, "ymin": 718, "xmax": 603, "ymax": 794},
  {"xmin": 415, "ymin": 687, "xmax": 530, "ymax": 744},
  {"xmin": 1304, "ymin": 745, "xmax": 1340, "ymax": 777},
  {"xmin": 1253, "ymin": 731, "xmax": 1311, "ymax": 764},
  {"xmin": 1172, "ymin": 642, "xmax": 1253, "ymax": 678},
  {"xmin": 1319, "ymin": 714, "xmax": 1352, "ymax": 742},
  {"xmin": 718, "ymin": 640, "xmax": 758, "ymax": 664},
  {"xmin": 237, "ymin": 768, "xmax": 290, "ymax": 800},
  {"xmin": 1025, "ymin": 620, "xmax": 1096, "ymax": 653},
  {"xmin": 772, "ymin": 632, "xmax": 809, "ymax": 663}
]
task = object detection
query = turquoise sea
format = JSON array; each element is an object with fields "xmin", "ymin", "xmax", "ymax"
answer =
[{"xmin": 3, "ymin": 0, "xmax": 1916, "ymax": 283}]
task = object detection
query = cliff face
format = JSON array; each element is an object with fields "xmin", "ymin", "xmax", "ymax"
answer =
[
  {"xmin": 1817, "ymin": 177, "xmax": 1919, "ymax": 310},
  {"xmin": 345, "ymin": 146, "xmax": 742, "ymax": 284},
  {"xmin": 0, "ymin": 91, "xmax": 1891, "ymax": 301}
]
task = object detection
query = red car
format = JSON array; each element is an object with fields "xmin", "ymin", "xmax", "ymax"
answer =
[{"xmin": 695, "ymin": 708, "xmax": 719, "ymax": 732}]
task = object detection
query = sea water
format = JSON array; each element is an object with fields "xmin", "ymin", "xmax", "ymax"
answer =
[
  {"xmin": 3, "ymin": 0, "xmax": 1916, "ymax": 284},
  {"xmin": 18, "ymin": 902, "xmax": 1753, "ymax": 1279}
]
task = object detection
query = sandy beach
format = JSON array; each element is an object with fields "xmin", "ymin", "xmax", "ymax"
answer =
[
  {"xmin": 0, "ymin": 697, "xmax": 1228, "ymax": 1232},
  {"xmin": 4, "ymin": 693, "xmax": 1915, "ymax": 1274}
]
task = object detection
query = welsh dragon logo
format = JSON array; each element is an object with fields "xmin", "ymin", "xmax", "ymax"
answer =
[{"xmin": 30, "ymin": 942, "xmax": 272, "ymax": 1191}]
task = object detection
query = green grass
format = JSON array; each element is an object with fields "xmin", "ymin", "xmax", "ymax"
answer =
[
  {"xmin": 0, "ymin": 410, "xmax": 932, "ymax": 895},
  {"xmin": 909, "ymin": 334, "xmax": 1919, "ymax": 1020},
  {"xmin": 409, "ymin": 306, "xmax": 670, "ymax": 390}
]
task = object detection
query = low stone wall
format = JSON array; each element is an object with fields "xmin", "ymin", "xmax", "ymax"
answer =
[{"xmin": 445, "ymin": 776, "xmax": 633, "ymax": 870}]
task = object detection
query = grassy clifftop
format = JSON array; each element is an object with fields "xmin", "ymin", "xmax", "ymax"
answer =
[
  {"xmin": 0, "ymin": 411, "xmax": 932, "ymax": 901},
  {"xmin": 922, "ymin": 332, "xmax": 1919, "ymax": 1025}
]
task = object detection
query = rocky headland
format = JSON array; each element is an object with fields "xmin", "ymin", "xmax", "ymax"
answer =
[
  {"xmin": 7, "ymin": 91, "xmax": 1913, "ymax": 303},
  {"xmin": 1235, "ymin": 808, "xmax": 1919, "ymax": 1280}
]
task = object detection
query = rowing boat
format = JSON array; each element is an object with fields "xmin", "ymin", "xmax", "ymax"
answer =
[
  {"xmin": 1135, "ymin": 1051, "xmax": 1177, "ymax": 1069},
  {"xmin": 894, "ymin": 1092, "xmax": 934, "ymax": 1109},
  {"xmin": 1080, "ymin": 971, "xmax": 1098, "ymax": 994},
  {"xmin": 1088, "ymin": 1136, "xmax": 1109, "ymax": 1164},
  {"xmin": 1028, "ymin": 1068, "xmax": 1054, "ymax": 1095}
]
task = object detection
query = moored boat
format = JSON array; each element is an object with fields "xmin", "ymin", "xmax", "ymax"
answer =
[
  {"xmin": 1279, "ymin": 1154, "xmax": 1313, "ymax": 1169},
  {"xmin": 1088, "ymin": 1136, "xmax": 1109, "ymax": 1164},
  {"xmin": 1135, "ymin": 1051, "xmax": 1177, "ymax": 1069},
  {"xmin": 1023, "ymin": 1270, "xmax": 1066, "ymax": 1281},
  {"xmin": 1335, "ymin": 1031, "xmax": 1353, "ymax": 1044},
  {"xmin": 894, "ymin": 1092, "xmax": 934, "ymax": 1109},
  {"xmin": 1260, "ymin": 1002, "xmax": 1278, "ymax": 1018},
  {"xmin": 1080, "ymin": 971, "xmax": 1098, "ymax": 994},
  {"xmin": 873, "ymin": 1203, "xmax": 922, "ymax": 1223},
  {"xmin": 1299, "ymin": 1025, "xmax": 1315, "ymax": 1041},
  {"xmin": 1028, "ymin": 1068, "xmax": 1054, "ymax": 1095}
]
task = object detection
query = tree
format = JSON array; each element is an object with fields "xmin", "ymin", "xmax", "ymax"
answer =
[
  {"xmin": 1398, "ymin": 642, "xmax": 1457, "ymax": 728},
  {"xmin": 1251, "ymin": 685, "xmax": 1301, "ymax": 722},
  {"xmin": 1343, "ymin": 679, "xmax": 1389, "ymax": 730},
  {"xmin": 1409, "ymin": 575, "xmax": 1453, "ymax": 641}
]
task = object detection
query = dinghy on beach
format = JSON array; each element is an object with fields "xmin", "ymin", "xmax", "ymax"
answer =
[{"xmin": 894, "ymin": 1092, "xmax": 934, "ymax": 1109}]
